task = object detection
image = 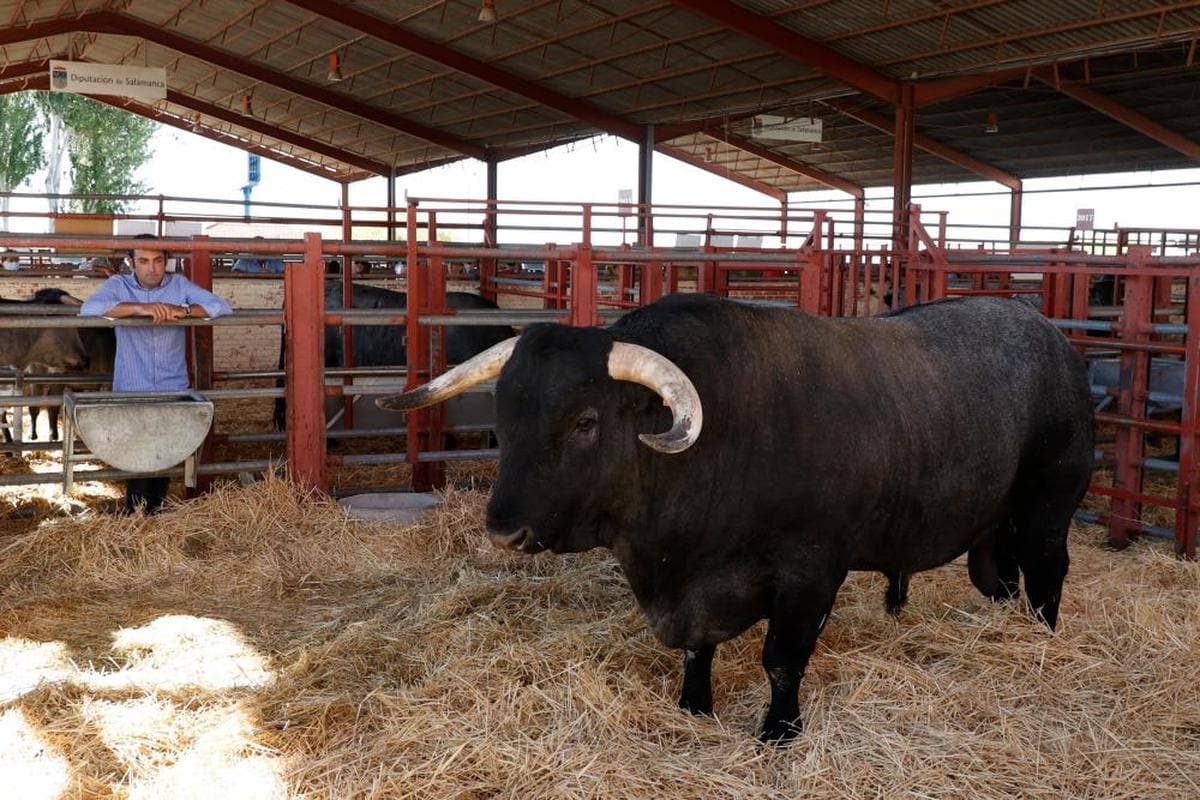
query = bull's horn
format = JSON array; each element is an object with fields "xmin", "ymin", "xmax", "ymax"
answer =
[
  {"xmin": 375, "ymin": 337, "xmax": 517, "ymax": 411},
  {"xmin": 608, "ymin": 342, "xmax": 702, "ymax": 454}
]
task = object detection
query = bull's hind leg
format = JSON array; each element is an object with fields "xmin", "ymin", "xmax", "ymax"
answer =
[{"xmin": 1009, "ymin": 465, "xmax": 1089, "ymax": 631}]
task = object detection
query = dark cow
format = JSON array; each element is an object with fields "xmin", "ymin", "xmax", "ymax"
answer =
[
  {"xmin": 377, "ymin": 293, "xmax": 1093, "ymax": 742},
  {"xmin": 274, "ymin": 281, "xmax": 514, "ymax": 431},
  {"xmin": 31, "ymin": 326, "xmax": 116, "ymax": 441},
  {"xmin": 1, "ymin": 290, "xmax": 91, "ymax": 443}
]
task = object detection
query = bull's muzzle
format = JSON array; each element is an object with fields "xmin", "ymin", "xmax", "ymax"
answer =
[{"xmin": 486, "ymin": 525, "xmax": 543, "ymax": 553}]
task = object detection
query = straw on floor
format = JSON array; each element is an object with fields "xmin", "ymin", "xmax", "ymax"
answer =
[{"xmin": 1, "ymin": 472, "xmax": 1197, "ymax": 799}]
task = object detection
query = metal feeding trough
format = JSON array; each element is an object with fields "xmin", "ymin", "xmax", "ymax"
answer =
[{"xmin": 62, "ymin": 390, "xmax": 214, "ymax": 491}]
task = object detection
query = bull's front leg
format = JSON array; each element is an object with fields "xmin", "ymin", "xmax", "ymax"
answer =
[
  {"xmin": 759, "ymin": 576, "xmax": 843, "ymax": 743},
  {"xmin": 678, "ymin": 644, "xmax": 715, "ymax": 715}
]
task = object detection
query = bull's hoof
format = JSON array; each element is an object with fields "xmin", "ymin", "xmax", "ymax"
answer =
[
  {"xmin": 678, "ymin": 693, "xmax": 713, "ymax": 717},
  {"xmin": 758, "ymin": 716, "xmax": 802, "ymax": 744}
]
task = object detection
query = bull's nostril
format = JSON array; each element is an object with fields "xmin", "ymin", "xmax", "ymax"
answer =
[{"xmin": 487, "ymin": 525, "xmax": 531, "ymax": 550}]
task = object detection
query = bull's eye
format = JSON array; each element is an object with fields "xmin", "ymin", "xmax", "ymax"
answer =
[{"xmin": 571, "ymin": 408, "xmax": 599, "ymax": 445}]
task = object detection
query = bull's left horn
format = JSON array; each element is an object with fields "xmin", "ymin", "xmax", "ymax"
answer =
[
  {"xmin": 375, "ymin": 337, "xmax": 517, "ymax": 411},
  {"xmin": 608, "ymin": 342, "xmax": 702, "ymax": 454}
]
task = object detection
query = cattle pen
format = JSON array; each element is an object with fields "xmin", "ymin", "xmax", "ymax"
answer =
[
  {"xmin": 1, "ymin": 199, "xmax": 1199, "ymax": 799},
  {"xmin": 1, "ymin": 197, "xmax": 1196, "ymax": 557}
]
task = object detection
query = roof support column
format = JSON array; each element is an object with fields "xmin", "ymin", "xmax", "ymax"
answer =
[
  {"xmin": 638, "ymin": 125, "xmax": 654, "ymax": 246},
  {"xmin": 892, "ymin": 83, "xmax": 916, "ymax": 256},
  {"xmin": 1009, "ymin": 186, "xmax": 1023, "ymax": 248},
  {"xmin": 387, "ymin": 166, "xmax": 398, "ymax": 241},
  {"xmin": 854, "ymin": 195, "xmax": 866, "ymax": 261},
  {"xmin": 481, "ymin": 155, "xmax": 499, "ymax": 302}
]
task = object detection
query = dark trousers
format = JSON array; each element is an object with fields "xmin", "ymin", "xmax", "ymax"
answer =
[{"xmin": 124, "ymin": 477, "xmax": 171, "ymax": 515}]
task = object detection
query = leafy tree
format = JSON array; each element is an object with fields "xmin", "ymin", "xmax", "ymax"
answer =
[
  {"xmin": 36, "ymin": 92, "xmax": 158, "ymax": 214},
  {"xmin": 0, "ymin": 94, "xmax": 46, "ymax": 229}
]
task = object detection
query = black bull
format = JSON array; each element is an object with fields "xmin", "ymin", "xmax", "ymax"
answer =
[
  {"xmin": 378, "ymin": 293, "xmax": 1094, "ymax": 742},
  {"xmin": 273, "ymin": 282, "xmax": 513, "ymax": 430}
]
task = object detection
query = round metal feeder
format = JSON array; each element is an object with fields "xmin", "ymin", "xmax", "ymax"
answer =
[
  {"xmin": 338, "ymin": 492, "xmax": 441, "ymax": 524},
  {"xmin": 62, "ymin": 390, "xmax": 214, "ymax": 491}
]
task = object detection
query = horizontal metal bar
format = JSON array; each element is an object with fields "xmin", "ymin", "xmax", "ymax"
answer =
[{"xmin": 1072, "ymin": 509, "xmax": 1174, "ymax": 541}]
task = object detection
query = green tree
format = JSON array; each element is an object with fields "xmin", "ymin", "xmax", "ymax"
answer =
[
  {"xmin": 0, "ymin": 94, "xmax": 46, "ymax": 230},
  {"xmin": 37, "ymin": 92, "xmax": 157, "ymax": 214}
]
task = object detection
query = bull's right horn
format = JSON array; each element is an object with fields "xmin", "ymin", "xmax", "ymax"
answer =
[
  {"xmin": 608, "ymin": 342, "xmax": 702, "ymax": 454},
  {"xmin": 375, "ymin": 337, "xmax": 517, "ymax": 411}
]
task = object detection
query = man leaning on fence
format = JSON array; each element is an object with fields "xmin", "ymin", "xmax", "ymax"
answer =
[{"xmin": 79, "ymin": 234, "xmax": 232, "ymax": 514}]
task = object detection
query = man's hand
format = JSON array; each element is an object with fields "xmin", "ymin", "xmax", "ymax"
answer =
[{"xmin": 144, "ymin": 302, "xmax": 189, "ymax": 324}]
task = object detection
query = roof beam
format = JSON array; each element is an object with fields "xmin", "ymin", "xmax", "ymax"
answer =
[
  {"xmin": 915, "ymin": 67, "xmax": 1028, "ymax": 107},
  {"xmin": 11, "ymin": 74, "xmax": 368, "ymax": 182},
  {"xmin": 821, "ymin": 98, "xmax": 1022, "ymax": 190},
  {"xmin": 1036, "ymin": 71, "xmax": 1200, "ymax": 161},
  {"xmin": 281, "ymin": 0, "xmax": 644, "ymax": 142},
  {"xmin": 0, "ymin": 11, "xmax": 487, "ymax": 160},
  {"xmin": 703, "ymin": 131, "xmax": 863, "ymax": 198},
  {"xmin": 656, "ymin": 144, "xmax": 787, "ymax": 202},
  {"xmin": 666, "ymin": 0, "xmax": 898, "ymax": 104}
]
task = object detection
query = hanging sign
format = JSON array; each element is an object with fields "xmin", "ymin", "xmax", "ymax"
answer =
[
  {"xmin": 753, "ymin": 115, "xmax": 823, "ymax": 143},
  {"xmin": 617, "ymin": 188, "xmax": 633, "ymax": 217},
  {"xmin": 1075, "ymin": 208, "xmax": 1095, "ymax": 231},
  {"xmin": 248, "ymin": 154, "xmax": 261, "ymax": 185},
  {"xmin": 49, "ymin": 60, "xmax": 167, "ymax": 100}
]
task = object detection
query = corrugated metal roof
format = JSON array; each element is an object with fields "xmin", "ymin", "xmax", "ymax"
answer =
[{"xmin": 0, "ymin": 1, "xmax": 1195, "ymax": 193}]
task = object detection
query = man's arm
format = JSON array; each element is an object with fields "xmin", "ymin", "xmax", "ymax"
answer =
[
  {"xmin": 179, "ymin": 278, "xmax": 234, "ymax": 319},
  {"xmin": 104, "ymin": 302, "xmax": 189, "ymax": 324}
]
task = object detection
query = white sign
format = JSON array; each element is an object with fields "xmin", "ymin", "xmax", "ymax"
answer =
[
  {"xmin": 50, "ymin": 60, "xmax": 167, "ymax": 100},
  {"xmin": 753, "ymin": 115, "xmax": 823, "ymax": 143},
  {"xmin": 1075, "ymin": 208, "xmax": 1095, "ymax": 231},
  {"xmin": 617, "ymin": 188, "xmax": 634, "ymax": 217}
]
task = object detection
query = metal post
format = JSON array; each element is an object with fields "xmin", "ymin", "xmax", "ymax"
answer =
[
  {"xmin": 1177, "ymin": 273, "xmax": 1200, "ymax": 558},
  {"xmin": 187, "ymin": 236, "xmax": 215, "ymax": 495},
  {"xmin": 284, "ymin": 233, "xmax": 328, "ymax": 494},
  {"xmin": 1008, "ymin": 184, "xmax": 1023, "ymax": 248},
  {"xmin": 891, "ymin": 83, "xmax": 916, "ymax": 257},
  {"xmin": 481, "ymin": 157, "xmax": 498, "ymax": 303},
  {"xmin": 638, "ymin": 124, "xmax": 654, "ymax": 247},
  {"xmin": 1110, "ymin": 249, "xmax": 1153, "ymax": 548}
]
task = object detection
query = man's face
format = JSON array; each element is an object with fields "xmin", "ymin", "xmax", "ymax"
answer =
[{"xmin": 131, "ymin": 248, "xmax": 168, "ymax": 288}]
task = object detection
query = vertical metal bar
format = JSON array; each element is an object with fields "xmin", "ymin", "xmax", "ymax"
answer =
[
  {"xmin": 341, "ymin": 182, "xmax": 351, "ymax": 241},
  {"xmin": 1110, "ymin": 250, "xmax": 1152, "ymax": 548},
  {"xmin": 641, "ymin": 261, "xmax": 663, "ymax": 305},
  {"xmin": 188, "ymin": 237, "xmax": 215, "ymax": 496},
  {"xmin": 423, "ymin": 212, "xmax": 446, "ymax": 490},
  {"xmin": 1177, "ymin": 273, "xmax": 1200, "ymax": 558},
  {"xmin": 891, "ymin": 82, "xmax": 916, "ymax": 256},
  {"xmin": 404, "ymin": 203, "xmax": 436, "ymax": 491},
  {"xmin": 571, "ymin": 242, "xmax": 598, "ymax": 327},
  {"xmin": 481, "ymin": 158, "xmax": 498, "ymax": 303},
  {"xmin": 638, "ymin": 124, "xmax": 654, "ymax": 246},
  {"xmin": 284, "ymin": 233, "xmax": 328, "ymax": 494},
  {"xmin": 1008, "ymin": 185, "xmax": 1023, "ymax": 247}
]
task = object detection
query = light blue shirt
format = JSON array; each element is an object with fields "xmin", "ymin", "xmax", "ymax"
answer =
[{"xmin": 79, "ymin": 273, "xmax": 232, "ymax": 391}]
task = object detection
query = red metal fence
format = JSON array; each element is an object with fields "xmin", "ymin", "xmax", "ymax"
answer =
[{"xmin": 1, "ymin": 201, "xmax": 1196, "ymax": 558}]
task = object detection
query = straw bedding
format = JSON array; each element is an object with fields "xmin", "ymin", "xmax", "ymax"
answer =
[{"xmin": 1, "ymin": 473, "xmax": 1197, "ymax": 799}]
